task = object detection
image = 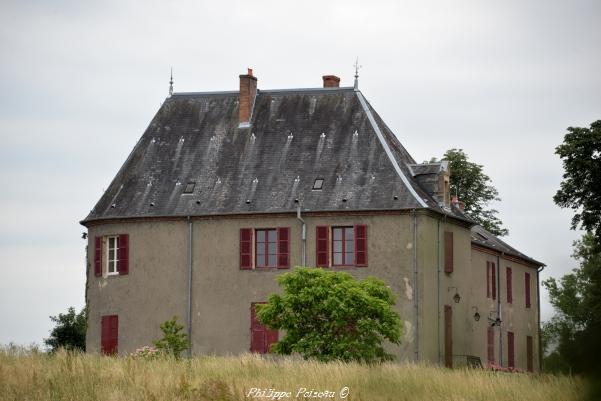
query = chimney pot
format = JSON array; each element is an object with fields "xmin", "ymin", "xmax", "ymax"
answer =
[
  {"xmin": 239, "ymin": 68, "xmax": 258, "ymax": 126},
  {"xmin": 322, "ymin": 75, "xmax": 340, "ymax": 88}
]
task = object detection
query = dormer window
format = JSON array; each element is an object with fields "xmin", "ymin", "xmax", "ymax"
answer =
[
  {"xmin": 183, "ymin": 181, "xmax": 196, "ymax": 194},
  {"xmin": 313, "ymin": 178, "xmax": 324, "ymax": 190}
]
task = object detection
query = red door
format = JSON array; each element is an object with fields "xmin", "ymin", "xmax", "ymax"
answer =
[{"xmin": 250, "ymin": 303, "xmax": 278, "ymax": 354}]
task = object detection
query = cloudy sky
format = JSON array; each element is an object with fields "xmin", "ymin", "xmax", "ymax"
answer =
[{"xmin": 0, "ymin": 0, "xmax": 599, "ymax": 346}]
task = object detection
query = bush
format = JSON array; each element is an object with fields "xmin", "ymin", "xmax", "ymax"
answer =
[
  {"xmin": 257, "ymin": 268, "xmax": 402, "ymax": 363},
  {"xmin": 153, "ymin": 316, "xmax": 189, "ymax": 359},
  {"xmin": 44, "ymin": 307, "xmax": 86, "ymax": 352}
]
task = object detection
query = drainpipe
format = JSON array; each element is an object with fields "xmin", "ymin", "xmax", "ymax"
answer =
[
  {"xmin": 436, "ymin": 217, "xmax": 441, "ymax": 364},
  {"xmin": 497, "ymin": 253, "xmax": 503, "ymax": 367},
  {"xmin": 412, "ymin": 209, "xmax": 419, "ymax": 361},
  {"xmin": 186, "ymin": 216, "xmax": 193, "ymax": 357},
  {"xmin": 537, "ymin": 265, "xmax": 545, "ymax": 372},
  {"xmin": 297, "ymin": 206, "xmax": 306, "ymax": 267}
]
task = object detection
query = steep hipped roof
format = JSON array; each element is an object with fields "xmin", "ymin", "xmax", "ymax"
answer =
[{"xmin": 82, "ymin": 87, "xmax": 458, "ymax": 223}]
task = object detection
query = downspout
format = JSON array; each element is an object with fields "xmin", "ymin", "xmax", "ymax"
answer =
[
  {"xmin": 187, "ymin": 216, "xmax": 193, "ymax": 357},
  {"xmin": 412, "ymin": 209, "xmax": 419, "ymax": 361},
  {"xmin": 437, "ymin": 217, "xmax": 441, "ymax": 364},
  {"xmin": 296, "ymin": 206, "xmax": 306, "ymax": 267},
  {"xmin": 537, "ymin": 265, "xmax": 545, "ymax": 372},
  {"xmin": 497, "ymin": 253, "xmax": 503, "ymax": 367}
]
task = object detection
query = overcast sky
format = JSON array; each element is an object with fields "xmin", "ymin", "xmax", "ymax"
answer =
[{"xmin": 0, "ymin": 0, "xmax": 599, "ymax": 346}]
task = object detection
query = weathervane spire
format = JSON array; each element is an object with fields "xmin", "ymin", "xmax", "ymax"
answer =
[
  {"xmin": 353, "ymin": 57, "xmax": 362, "ymax": 90},
  {"xmin": 169, "ymin": 67, "xmax": 174, "ymax": 96}
]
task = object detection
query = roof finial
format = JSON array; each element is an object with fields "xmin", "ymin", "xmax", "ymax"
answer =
[
  {"xmin": 353, "ymin": 57, "xmax": 362, "ymax": 90},
  {"xmin": 169, "ymin": 67, "xmax": 174, "ymax": 96}
]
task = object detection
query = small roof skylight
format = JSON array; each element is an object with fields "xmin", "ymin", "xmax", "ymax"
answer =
[
  {"xmin": 183, "ymin": 181, "xmax": 196, "ymax": 194},
  {"xmin": 313, "ymin": 178, "xmax": 324, "ymax": 190}
]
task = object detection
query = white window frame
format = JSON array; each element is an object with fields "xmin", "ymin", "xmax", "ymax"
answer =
[{"xmin": 106, "ymin": 236, "xmax": 119, "ymax": 276}]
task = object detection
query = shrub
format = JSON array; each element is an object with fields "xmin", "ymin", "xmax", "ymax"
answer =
[{"xmin": 153, "ymin": 316, "xmax": 189, "ymax": 359}]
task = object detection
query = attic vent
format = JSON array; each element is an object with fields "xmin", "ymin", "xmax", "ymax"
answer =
[
  {"xmin": 353, "ymin": 130, "xmax": 359, "ymax": 137},
  {"xmin": 183, "ymin": 182, "xmax": 196, "ymax": 194},
  {"xmin": 320, "ymin": 133, "xmax": 326, "ymax": 139},
  {"xmin": 477, "ymin": 233, "xmax": 488, "ymax": 241},
  {"xmin": 288, "ymin": 132, "xmax": 294, "ymax": 140},
  {"xmin": 313, "ymin": 178, "xmax": 324, "ymax": 190}
]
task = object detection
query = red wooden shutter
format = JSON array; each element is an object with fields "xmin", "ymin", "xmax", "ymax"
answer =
[
  {"xmin": 444, "ymin": 305, "xmax": 453, "ymax": 368},
  {"xmin": 526, "ymin": 335, "xmax": 533, "ymax": 372},
  {"xmin": 94, "ymin": 236, "xmax": 102, "ymax": 277},
  {"xmin": 486, "ymin": 262, "xmax": 491, "ymax": 298},
  {"xmin": 117, "ymin": 234, "xmax": 129, "ymax": 275},
  {"xmin": 507, "ymin": 331, "xmax": 515, "ymax": 368},
  {"xmin": 444, "ymin": 231, "xmax": 453, "ymax": 273},
  {"xmin": 487, "ymin": 327, "xmax": 495, "ymax": 364},
  {"xmin": 277, "ymin": 227, "xmax": 290, "ymax": 269},
  {"xmin": 354, "ymin": 225, "xmax": 367, "ymax": 266},
  {"xmin": 101, "ymin": 316, "xmax": 109, "ymax": 354},
  {"xmin": 240, "ymin": 228, "xmax": 252, "ymax": 269},
  {"xmin": 525, "ymin": 272, "xmax": 531, "ymax": 308},
  {"xmin": 101, "ymin": 315, "xmax": 118, "ymax": 355},
  {"xmin": 506, "ymin": 267, "xmax": 513, "ymax": 304},
  {"xmin": 491, "ymin": 262, "xmax": 497, "ymax": 300},
  {"xmin": 316, "ymin": 226, "xmax": 329, "ymax": 267}
]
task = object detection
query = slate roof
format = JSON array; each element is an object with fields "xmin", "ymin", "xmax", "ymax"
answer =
[
  {"xmin": 82, "ymin": 86, "xmax": 460, "ymax": 223},
  {"xmin": 470, "ymin": 224, "xmax": 544, "ymax": 267}
]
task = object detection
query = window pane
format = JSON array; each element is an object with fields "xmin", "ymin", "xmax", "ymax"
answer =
[
  {"xmin": 257, "ymin": 244, "xmax": 265, "ymax": 255},
  {"xmin": 333, "ymin": 228, "xmax": 342, "ymax": 241},
  {"xmin": 346, "ymin": 252, "xmax": 355, "ymax": 265},
  {"xmin": 109, "ymin": 237, "xmax": 115, "ymax": 249},
  {"xmin": 268, "ymin": 242, "xmax": 276, "ymax": 255},
  {"xmin": 345, "ymin": 228, "xmax": 354, "ymax": 241},
  {"xmin": 108, "ymin": 249, "xmax": 115, "ymax": 261},
  {"xmin": 333, "ymin": 240, "xmax": 342, "ymax": 253},
  {"xmin": 346, "ymin": 240, "xmax": 354, "ymax": 253},
  {"xmin": 268, "ymin": 230, "xmax": 277, "ymax": 242},
  {"xmin": 268, "ymin": 254, "xmax": 277, "ymax": 266},
  {"xmin": 334, "ymin": 253, "xmax": 342, "ymax": 265},
  {"xmin": 108, "ymin": 260, "xmax": 115, "ymax": 273},
  {"xmin": 257, "ymin": 254, "xmax": 266, "ymax": 267},
  {"xmin": 256, "ymin": 230, "xmax": 265, "ymax": 242}
]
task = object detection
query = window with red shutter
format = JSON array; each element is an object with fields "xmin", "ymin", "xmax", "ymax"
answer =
[
  {"xmin": 316, "ymin": 226, "xmax": 329, "ymax": 267},
  {"xmin": 487, "ymin": 327, "xmax": 495, "ymax": 364},
  {"xmin": 507, "ymin": 331, "xmax": 515, "ymax": 368},
  {"xmin": 256, "ymin": 229, "xmax": 277, "ymax": 268},
  {"xmin": 240, "ymin": 228, "xmax": 252, "ymax": 269},
  {"xmin": 355, "ymin": 225, "xmax": 367, "ymax": 267},
  {"xmin": 117, "ymin": 234, "xmax": 129, "ymax": 275},
  {"xmin": 277, "ymin": 227, "xmax": 290, "ymax": 269},
  {"xmin": 491, "ymin": 262, "xmax": 497, "ymax": 300},
  {"xmin": 444, "ymin": 231, "xmax": 453, "ymax": 273},
  {"xmin": 332, "ymin": 227, "xmax": 354, "ymax": 266},
  {"xmin": 94, "ymin": 236, "xmax": 102, "ymax": 277},
  {"xmin": 526, "ymin": 335, "xmax": 533, "ymax": 372},
  {"xmin": 525, "ymin": 272, "xmax": 531, "ymax": 308},
  {"xmin": 506, "ymin": 267, "xmax": 512, "ymax": 304},
  {"xmin": 101, "ymin": 315, "xmax": 118, "ymax": 355},
  {"xmin": 486, "ymin": 262, "xmax": 496, "ymax": 299}
]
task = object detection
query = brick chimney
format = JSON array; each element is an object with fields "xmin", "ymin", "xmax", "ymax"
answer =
[
  {"xmin": 239, "ymin": 68, "xmax": 257, "ymax": 127},
  {"xmin": 322, "ymin": 75, "xmax": 340, "ymax": 88}
]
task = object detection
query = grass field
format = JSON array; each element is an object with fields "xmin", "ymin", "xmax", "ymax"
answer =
[{"xmin": 0, "ymin": 348, "xmax": 587, "ymax": 401}]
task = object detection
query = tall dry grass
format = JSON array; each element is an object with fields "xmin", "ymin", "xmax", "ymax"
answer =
[{"xmin": 0, "ymin": 347, "xmax": 587, "ymax": 401}]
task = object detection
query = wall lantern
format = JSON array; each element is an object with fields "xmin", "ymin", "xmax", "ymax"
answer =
[
  {"xmin": 488, "ymin": 311, "xmax": 502, "ymax": 327},
  {"xmin": 448, "ymin": 287, "xmax": 461, "ymax": 303},
  {"xmin": 471, "ymin": 307, "xmax": 480, "ymax": 321}
]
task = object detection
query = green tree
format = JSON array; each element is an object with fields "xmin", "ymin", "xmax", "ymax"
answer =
[
  {"xmin": 153, "ymin": 316, "xmax": 189, "ymax": 359},
  {"xmin": 554, "ymin": 120, "xmax": 601, "ymax": 243},
  {"xmin": 44, "ymin": 307, "xmax": 87, "ymax": 352},
  {"xmin": 542, "ymin": 232, "xmax": 601, "ymax": 375},
  {"xmin": 439, "ymin": 149, "xmax": 508, "ymax": 236},
  {"xmin": 257, "ymin": 268, "xmax": 402, "ymax": 363}
]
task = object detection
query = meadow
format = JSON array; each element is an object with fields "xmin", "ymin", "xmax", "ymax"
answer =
[{"xmin": 0, "ymin": 347, "xmax": 587, "ymax": 401}]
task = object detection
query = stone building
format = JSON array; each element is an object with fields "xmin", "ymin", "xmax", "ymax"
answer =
[{"xmin": 81, "ymin": 69, "xmax": 543, "ymax": 371}]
